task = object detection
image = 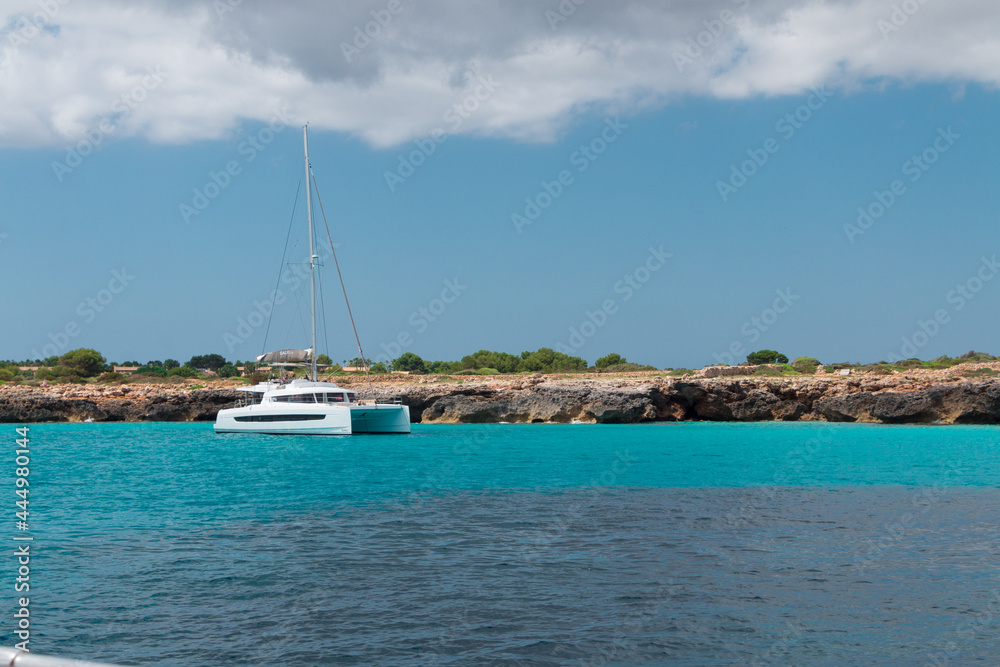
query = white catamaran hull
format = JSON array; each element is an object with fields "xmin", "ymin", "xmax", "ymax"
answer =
[{"xmin": 214, "ymin": 403, "xmax": 410, "ymax": 435}]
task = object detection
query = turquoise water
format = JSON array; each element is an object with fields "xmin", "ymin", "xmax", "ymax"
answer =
[{"xmin": 5, "ymin": 422, "xmax": 1000, "ymax": 664}]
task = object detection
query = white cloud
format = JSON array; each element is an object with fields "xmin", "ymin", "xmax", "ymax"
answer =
[{"xmin": 1, "ymin": 0, "xmax": 998, "ymax": 149}]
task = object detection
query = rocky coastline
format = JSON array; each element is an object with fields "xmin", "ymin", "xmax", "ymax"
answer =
[{"xmin": 2, "ymin": 367, "xmax": 999, "ymax": 425}]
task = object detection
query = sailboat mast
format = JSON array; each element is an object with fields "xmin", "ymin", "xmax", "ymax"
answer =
[{"xmin": 303, "ymin": 125, "xmax": 318, "ymax": 382}]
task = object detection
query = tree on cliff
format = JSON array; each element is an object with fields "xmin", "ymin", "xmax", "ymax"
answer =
[
  {"xmin": 747, "ymin": 350, "xmax": 789, "ymax": 365},
  {"xmin": 519, "ymin": 348, "xmax": 587, "ymax": 372},
  {"xmin": 58, "ymin": 348, "xmax": 107, "ymax": 377},
  {"xmin": 461, "ymin": 350, "xmax": 522, "ymax": 374},
  {"xmin": 218, "ymin": 364, "xmax": 240, "ymax": 378},
  {"xmin": 427, "ymin": 360, "xmax": 462, "ymax": 374},
  {"xmin": 596, "ymin": 353, "xmax": 626, "ymax": 369},
  {"xmin": 394, "ymin": 352, "xmax": 427, "ymax": 373},
  {"xmin": 187, "ymin": 354, "xmax": 227, "ymax": 371}
]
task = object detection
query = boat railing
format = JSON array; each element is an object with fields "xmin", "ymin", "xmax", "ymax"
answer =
[
  {"xmin": 0, "ymin": 647, "xmax": 124, "ymax": 666},
  {"xmin": 375, "ymin": 396, "xmax": 404, "ymax": 405}
]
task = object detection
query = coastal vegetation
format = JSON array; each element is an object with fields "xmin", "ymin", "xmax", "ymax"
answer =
[
  {"xmin": 791, "ymin": 357, "xmax": 820, "ymax": 374},
  {"xmin": 1, "ymin": 348, "xmax": 998, "ymax": 385},
  {"xmin": 746, "ymin": 349, "xmax": 790, "ymax": 364}
]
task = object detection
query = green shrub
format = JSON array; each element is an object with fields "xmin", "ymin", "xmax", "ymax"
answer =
[
  {"xmin": 58, "ymin": 348, "xmax": 107, "ymax": 377},
  {"xmin": 36, "ymin": 365, "xmax": 83, "ymax": 382},
  {"xmin": 187, "ymin": 354, "xmax": 227, "ymax": 371},
  {"xmin": 957, "ymin": 351, "xmax": 997, "ymax": 362},
  {"xmin": 95, "ymin": 372, "xmax": 126, "ymax": 384},
  {"xmin": 462, "ymin": 351, "xmax": 521, "ymax": 373},
  {"xmin": 747, "ymin": 350, "xmax": 789, "ymax": 364},
  {"xmin": 962, "ymin": 368, "xmax": 999, "ymax": 378},
  {"xmin": 217, "ymin": 364, "xmax": 240, "ymax": 378},
  {"xmin": 595, "ymin": 353, "xmax": 626, "ymax": 368},
  {"xmin": 791, "ymin": 357, "xmax": 820, "ymax": 375},
  {"xmin": 394, "ymin": 352, "xmax": 427, "ymax": 374},
  {"xmin": 427, "ymin": 360, "xmax": 463, "ymax": 374},
  {"xmin": 602, "ymin": 363, "xmax": 657, "ymax": 372},
  {"xmin": 167, "ymin": 366, "xmax": 200, "ymax": 378}
]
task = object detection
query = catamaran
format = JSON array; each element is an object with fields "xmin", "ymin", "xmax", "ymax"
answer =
[{"xmin": 214, "ymin": 127, "xmax": 410, "ymax": 435}]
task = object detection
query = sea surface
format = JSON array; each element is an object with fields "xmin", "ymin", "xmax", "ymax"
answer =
[{"xmin": 5, "ymin": 422, "xmax": 1000, "ymax": 665}]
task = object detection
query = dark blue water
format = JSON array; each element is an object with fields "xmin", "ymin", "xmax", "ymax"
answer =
[{"xmin": 5, "ymin": 422, "xmax": 1000, "ymax": 665}]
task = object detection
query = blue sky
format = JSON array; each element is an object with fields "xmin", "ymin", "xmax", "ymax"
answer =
[{"xmin": 1, "ymin": 0, "xmax": 998, "ymax": 369}]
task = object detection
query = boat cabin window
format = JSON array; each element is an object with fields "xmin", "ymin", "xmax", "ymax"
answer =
[
  {"xmin": 271, "ymin": 392, "xmax": 351, "ymax": 404},
  {"xmin": 273, "ymin": 394, "xmax": 316, "ymax": 403}
]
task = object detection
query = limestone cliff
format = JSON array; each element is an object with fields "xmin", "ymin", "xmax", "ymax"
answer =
[{"xmin": 1, "ymin": 374, "xmax": 999, "ymax": 425}]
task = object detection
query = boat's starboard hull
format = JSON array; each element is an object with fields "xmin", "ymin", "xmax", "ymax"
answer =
[{"xmin": 214, "ymin": 403, "xmax": 410, "ymax": 435}]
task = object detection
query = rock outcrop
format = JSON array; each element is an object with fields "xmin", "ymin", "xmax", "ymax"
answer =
[
  {"xmin": 2, "ymin": 375, "xmax": 999, "ymax": 425},
  {"xmin": 353, "ymin": 375, "xmax": 1000, "ymax": 425},
  {"xmin": 0, "ymin": 384, "xmax": 239, "ymax": 423}
]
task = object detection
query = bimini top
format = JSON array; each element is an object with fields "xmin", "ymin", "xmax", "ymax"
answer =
[{"xmin": 256, "ymin": 348, "xmax": 312, "ymax": 364}]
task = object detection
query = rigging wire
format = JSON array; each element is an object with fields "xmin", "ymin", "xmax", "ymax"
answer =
[
  {"xmin": 260, "ymin": 180, "xmax": 302, "ymax": 361},
  {"xmin": 317, "ymin": 263, "xmax": 331, "ymax": 375},
  {"xmin": 309, "ymin": 169, "xmax": 375, "ymax": 397},
  {"xmin": 283, "ymin": 283, "xmax": 310, "ymax": 360}
]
